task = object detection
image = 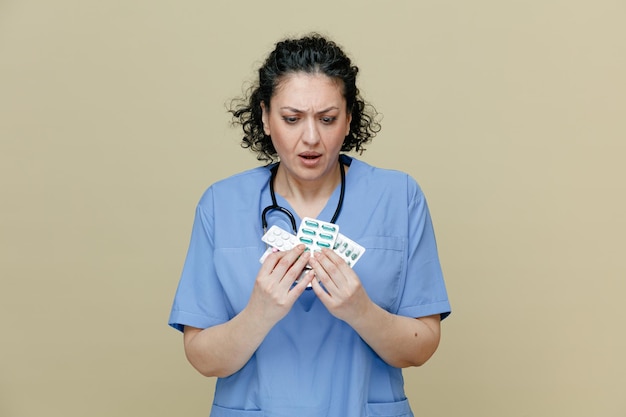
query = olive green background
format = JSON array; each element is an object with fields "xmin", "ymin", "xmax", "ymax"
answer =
[{"xmin": 1, "ymin": 1, "xmax": 625, "ymax": 416}]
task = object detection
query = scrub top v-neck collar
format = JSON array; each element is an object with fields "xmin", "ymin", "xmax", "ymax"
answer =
[{"xmin": 270, "ymin": 156, "xmax": 352, "ymax": 229}]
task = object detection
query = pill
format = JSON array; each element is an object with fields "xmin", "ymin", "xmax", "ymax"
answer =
[
  {"xmin": 302, "ymin": 228, "xmax": 316, "ymax": 236},
  {"xmin": 319, "ymin": 233, "xmax": 334, "ymax": 240},
  {"xmin": 299, "ymin": 237, "xmax": 314, "ymax": 244},
  {"xmin": 316, "ymin": 241, "xmax": 331, "ymax": 248},
  {"xmin": 321, "ymin": 224, "xmax": 336, "ymax": 232},
  {"xmin": 304, "ymin": 220, "xmax": 319, "ymax": 228}
]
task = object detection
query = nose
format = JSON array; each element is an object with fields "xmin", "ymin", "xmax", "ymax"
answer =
[{"xmin": 302, "ymin": 118, "xmax": 321, "ymax": 146}]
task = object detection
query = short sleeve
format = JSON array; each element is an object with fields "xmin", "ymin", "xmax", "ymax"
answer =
[
  {"xmin": 396, "ymin": 177, "xmax": 451, "ymax": 320},
  {"xmin": 168, "ymin": 188, "xmax": 230, "ymax": 332}
]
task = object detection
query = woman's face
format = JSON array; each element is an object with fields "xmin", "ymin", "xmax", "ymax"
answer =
[{"xmin": 261, "ymin": 72, "xmax": 351, "ymax": 185}]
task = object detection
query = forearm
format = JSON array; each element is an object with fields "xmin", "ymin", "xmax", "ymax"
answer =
[
  {"xmin": 183, "ymin": 307, "xmax": 275, "ymax": 378},
  {"xmin": 184, "ymin": 247, "xmax": 314, "ymax": 378},
  {"xmin": 348, "ymin": 304, "xmax": 441, "ymax": 368}
]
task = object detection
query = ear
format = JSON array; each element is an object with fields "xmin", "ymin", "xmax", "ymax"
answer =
[
  {"xmin": 345, "ymin": 111, "xmax": 352, "ymax": 136},
  {"xmin": 261, "ymin": 101, "xmax": 270, "ymax": 136}
]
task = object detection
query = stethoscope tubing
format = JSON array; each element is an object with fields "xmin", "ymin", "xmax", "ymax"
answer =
[{"xmin": 261, "ymin": 158, "xmax": 346, "ymax": 234}]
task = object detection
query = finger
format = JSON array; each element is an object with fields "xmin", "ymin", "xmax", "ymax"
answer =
[
  {"xmin": 268, "ymin": 244, "xmax": 306, "ymax": 279},
  {"xmin": 322, "ymin": 248, "xmax": 354, "ymax": 283},
  {"xmin": 259, "ymin": 247, "xmax": 283, "ymax": 271},
  {"xmin": 311, "ymin": 271, "xmax": 340, "ymax": 311},
  {"xmin": 320, "ymin": 248, "xmax": 349, "ymax": 271},
  {"xmin": 281, "ymin": 250, "xmax": 311, "ymax": 287},
  {"xmin": 289, "ymin": 267, "xmax": 315, "ymax": 295},
  {"xmin": 309, "ymin": 271, "xmax": 323, "ymax": 296},
  {"xmin": 308, "ymin": 252, "xmax": 339, "ymax": 294}
]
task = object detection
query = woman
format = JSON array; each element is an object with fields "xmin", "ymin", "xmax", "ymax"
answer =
[{"xmin": 169, "ymin": 34, "xmax": 450, "ymax": 417}]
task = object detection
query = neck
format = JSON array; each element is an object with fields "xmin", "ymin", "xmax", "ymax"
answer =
[{"xmin": 274, "ymin": 161, "xmax": 343, "ymax": 219}]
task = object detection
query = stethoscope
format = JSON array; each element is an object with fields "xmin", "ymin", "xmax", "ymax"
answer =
[{"xmin": 261, "ymin": 159, "xmax": 346, "ymax": 234}]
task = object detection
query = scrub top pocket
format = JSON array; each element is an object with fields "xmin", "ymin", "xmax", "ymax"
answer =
[
  {"xmin": 366, "ymin": 398, "xmax": 414, "ymax": 417},
  {"xmin": 355, "ymin": 235, "xmax": 405, "ymax": 312},
  {"xmin": 210, "ymin": 404, "xmax": 264, "ymax": 417}
]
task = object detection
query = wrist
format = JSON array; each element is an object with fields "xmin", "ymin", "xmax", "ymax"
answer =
[{"xmin": 345, "ymin": 297, "xmax": 386, "ymax": 332}]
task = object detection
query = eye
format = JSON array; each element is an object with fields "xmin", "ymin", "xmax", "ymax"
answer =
[
  {"xmin": 282, "ymin": 116, "xmax": 299, "ymax": 124},
  {"xmin": 321, "ymin": 116, "xmax": 337, "ymax": 124}
]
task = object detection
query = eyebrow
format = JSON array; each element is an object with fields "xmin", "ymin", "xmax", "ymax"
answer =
[{"xmin": 279, "ymin": 106, "xmax": 340, "ymax": 114}]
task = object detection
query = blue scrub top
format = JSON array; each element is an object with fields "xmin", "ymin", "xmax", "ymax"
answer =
[{"xmin": 169, "ymin": 156, "xmax": 450, "ymax": 417}]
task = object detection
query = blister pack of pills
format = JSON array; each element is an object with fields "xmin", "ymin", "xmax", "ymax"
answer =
[
  {"xmin": 259, "ymin": 225, "xmax": 298, "ymax": 263},
  {"xmin": 332, "ymin": 233, "xmax": 366, "ymax": 267},
  {"xmin": 259, "ymin": 219, "xmax": 366, "ymax": 269},
  {"xmin": 296, "ymin": 217, "xmax": 340, "ymax": 254},
  {"xmin": 262, "ymin": 225, "xmax": 298, "ymax": 250}
]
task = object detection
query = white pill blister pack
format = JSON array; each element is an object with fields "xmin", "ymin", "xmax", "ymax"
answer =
[
  {"xmin": 259, "ymin": 218, "xmax": 365, "ymax": 268},
  {"xmin": 259, "ymin": 225, "xmax": 298, "ymax": 263}
]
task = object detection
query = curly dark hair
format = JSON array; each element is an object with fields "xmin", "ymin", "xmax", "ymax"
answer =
[{"xmin": 229, "ymin": 33, "xmax": 381, "ymax": 163}]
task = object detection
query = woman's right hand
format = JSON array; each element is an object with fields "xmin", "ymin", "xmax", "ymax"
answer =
[
  {"xmin": 183, "ymin": 245, "xmax": 312, "ymax": 378},
  {"xmin": 246, "ymin": 244, "xmax": 313, "ymax": 325}
]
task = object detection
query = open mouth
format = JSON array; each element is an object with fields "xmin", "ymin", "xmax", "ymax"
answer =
[{"xmin": 300, "ymin": 153, "xmax": 321, "ymax": 160}]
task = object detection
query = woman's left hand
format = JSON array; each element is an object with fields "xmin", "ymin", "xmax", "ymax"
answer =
[
  {"xmin": 308, "ymin": 248, "xmax": 441, "ymax": 369},
  {"xmin": 308, "ymin": 248, "xmax": 373, "ymax": 323}
]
